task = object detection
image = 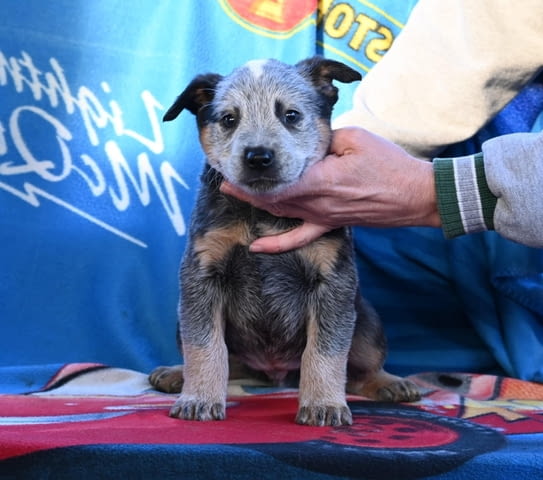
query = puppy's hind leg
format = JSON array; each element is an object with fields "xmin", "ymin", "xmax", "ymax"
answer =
[
  {"xmin": 149, "ymin": 365, "xmax": 184, "ymax": 393},
  {"xmin": 347, "ymin": 296, "xmax": 421, "ymax": 402},
  {"xmin": 149, "ymin": 355, "xmax": 260, "ymax": 395}
]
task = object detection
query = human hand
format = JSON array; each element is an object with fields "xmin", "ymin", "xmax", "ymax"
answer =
[{"xmin": 220, "ymin": 127, "xmax": 439, "ymax": 253}]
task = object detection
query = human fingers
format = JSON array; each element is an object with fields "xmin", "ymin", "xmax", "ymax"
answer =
[
  {"xmin": 220, "ymin": 181, "xmax": 266, "ymax": 205},
  {"xmin": 328, "ymin": 126, "xmax": 369, "ymax": 156},
  {"xmin": 220, "ymin": 180, "xmax": 322, "ymax": 219},
  {"xmin": 220, "ymin": 181, "xmax": 286, "ymax": 216},
  {"xmin": 249, "ymin": 222, "xmax": 331, "ymax": 254}
]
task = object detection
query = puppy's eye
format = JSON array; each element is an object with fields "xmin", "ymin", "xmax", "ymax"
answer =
[
  {"xmin": 284, "ymin": 110, "xmax": 301, "ymax": 125},
  {"xmin": 221, "ymin": 113, "xmax": 237, "ymax": 129}
]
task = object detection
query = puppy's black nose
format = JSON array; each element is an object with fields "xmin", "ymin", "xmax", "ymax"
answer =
[{"xmin": 244, "ymin": 146, "xmax": 274, "ymax": 170}]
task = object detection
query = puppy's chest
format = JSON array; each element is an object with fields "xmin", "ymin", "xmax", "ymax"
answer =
[
  {"xmin": 188, "ymin": 216, "xmax": 351, "ymax": 371},
  {"xmin": 194, "ymin": 218, "xmax": 346, "ymax": 310},
  {"xmin": 190, "ymin": 219, "xmax": 311, "ymax": 351},
  {"xmin": 192, "ymin": 217, "xmax": 337, "ymax": 294},
  {"xmin": 220, "ymin": 239, "xmax": 319, "ymax": 366}
]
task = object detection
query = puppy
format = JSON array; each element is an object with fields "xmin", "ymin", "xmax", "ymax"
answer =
[{"xmin": 150, "ymin": 56, "xmax": 420, "ymax": 426}]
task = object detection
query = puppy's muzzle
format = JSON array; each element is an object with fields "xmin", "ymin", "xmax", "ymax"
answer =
[
  {"xmin": 244, "ymin": 146, "xmax": 275, "ymax": 171},
  {"xmin": 241, "ymin": 146, "xmax": 280, "ymax": 191}
]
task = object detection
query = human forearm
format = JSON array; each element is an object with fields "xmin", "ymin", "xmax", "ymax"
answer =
[{"xmin": 221, "ymin": 127, "xmax": 543, "ymax": 253}]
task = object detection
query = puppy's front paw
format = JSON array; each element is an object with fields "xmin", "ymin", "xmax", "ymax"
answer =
[
  {"xmin": 169, "ymin": 395, "xmax": 226, "ymax": 421},
  {"xmin": 296, "ymin": 404, "xmax": 353, "ymax": 426},
  {"xmin": 377, "ymin": 378, "xmax": 421, "ymax": 403}
]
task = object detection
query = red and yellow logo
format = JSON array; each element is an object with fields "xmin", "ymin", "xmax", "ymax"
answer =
[{"xmin": 219, "ymin": 0, "xmax": 317, "ymax": 38}]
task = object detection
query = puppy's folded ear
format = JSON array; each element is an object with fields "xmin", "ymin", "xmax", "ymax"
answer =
[
  {"xmin": 163, "ymin": 73, "xmax": 223, "ymax": 122},
  {"xmin": 295, "ymin": 56, "xmax": 362, "ymax": 109}
]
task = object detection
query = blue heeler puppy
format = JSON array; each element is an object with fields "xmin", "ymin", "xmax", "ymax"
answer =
[{"xmin": 150, "ymin": 56, "xmax": 421, "ymax": 426}]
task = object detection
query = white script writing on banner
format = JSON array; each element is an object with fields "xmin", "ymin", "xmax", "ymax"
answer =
[{"xmin": 0, "ymin": 50, "xmax": 190, "ymax": 248}]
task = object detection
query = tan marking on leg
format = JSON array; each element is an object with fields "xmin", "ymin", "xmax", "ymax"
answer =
[
  {"xmin": 180, "ymin": 339, "xmax": 228, "ymax": 401},
  {"xmin": 194, "ymin": 223, "xmax": 253, "ymax": 269},
  {"xmin": 170, "ymin": 306, "xmax": 229, "ymax": 421}
]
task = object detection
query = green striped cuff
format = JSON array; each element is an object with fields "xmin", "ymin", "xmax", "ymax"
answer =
[{"xmin": 434, "ymin": 153, "xmax": 497, "ymax": 239}]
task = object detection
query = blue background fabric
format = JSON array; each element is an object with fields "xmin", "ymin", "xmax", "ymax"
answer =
[
  {"xmin": 0, "ymin": 0, "xmax": 417, "ymax": 371},
  {"xmin": 1, "ymin": 1, "xmax": 541, "ymax": 382}
]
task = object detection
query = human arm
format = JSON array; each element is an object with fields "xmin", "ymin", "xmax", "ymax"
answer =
[
  {"xmin": 222, "ymin": 128, "xmax": 543, "ymax": 252},
  {"xmin": 434, "ymin": 131, "xmax": 543, "ymax": 248},
  {"xmin": 335, "ymin": 0, "xmax": 543, "ymax": 158}
]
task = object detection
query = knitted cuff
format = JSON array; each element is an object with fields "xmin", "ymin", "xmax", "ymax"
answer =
[{"xmin": 434, "ymin": 153, "xmax": 497, "ymax": 239}]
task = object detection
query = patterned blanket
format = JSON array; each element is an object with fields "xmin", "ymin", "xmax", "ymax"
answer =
[
  {"xmin": 1, "ymin": 364, "xmax": 542, "ymax": 479},
  {"xmin": 2, "ymin": 3, "xmax": 542, "ymax": 478}
]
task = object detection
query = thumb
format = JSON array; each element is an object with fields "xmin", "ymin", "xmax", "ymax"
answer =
[{"xmin": 249, "ymin": 222, "xmax": 331, "ymax": 254}]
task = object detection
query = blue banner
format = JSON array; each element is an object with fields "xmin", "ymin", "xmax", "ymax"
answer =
[{"xmin": 0, "ymin": 1, "xmax": 418, "ymax": 371}]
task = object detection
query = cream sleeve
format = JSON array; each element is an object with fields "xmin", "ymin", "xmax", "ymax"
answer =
[{"xmin": 334, "ymin": 0, "xmax": 543, "ymax": 158}]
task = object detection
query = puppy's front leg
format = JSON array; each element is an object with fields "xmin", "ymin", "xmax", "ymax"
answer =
[
  {"xmin": 170, "ymin": 338, "xmax": 228, "ymax": 421},
  {"xmin": 170, "ymin": 300, "xmax": 229, "ymax": 421},
  {"xmin": 296, "ymin": 312, "xmax": 353, "ymax": 427}
]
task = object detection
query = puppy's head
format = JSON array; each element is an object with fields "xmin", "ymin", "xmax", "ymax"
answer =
[{"xmin": 164, "ymin": 56, "xmax": 361, "ymax": 194}]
